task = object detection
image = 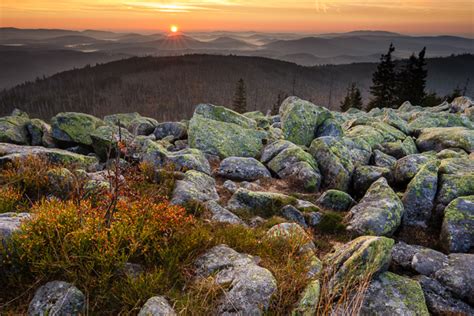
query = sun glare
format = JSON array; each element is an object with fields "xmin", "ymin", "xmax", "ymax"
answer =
[{"xmin": 170, "ymin": 25, "xmax": 179, "ymax": 33}]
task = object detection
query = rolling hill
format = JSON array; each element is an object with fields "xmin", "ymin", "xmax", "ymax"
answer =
[{"xmin": 1, "ymin": 54, "xmax": 472, "ymax": 121}]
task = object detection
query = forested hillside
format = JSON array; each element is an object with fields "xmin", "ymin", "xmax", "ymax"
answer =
[{"xmin": 1, "ymin": 54, "xmax": 472, "ymax": 121}]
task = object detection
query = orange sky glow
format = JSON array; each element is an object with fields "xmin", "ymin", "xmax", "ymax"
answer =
[{"xmin": 1, "ymin": 0, "xmax": 473, "ymax": 36}]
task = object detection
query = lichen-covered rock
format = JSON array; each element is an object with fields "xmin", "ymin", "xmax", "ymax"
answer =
[
  {"xmin": 409, "ymin": 112, "xmax": 473, "ymax": 132},
  {"xmin": 342, "ymin": 136, "xmax": 372, "ymax": 166},
  {"xmin": 434, "ymin": 253, "xmax": 474, "ymax": 305},
  {"xmin": 154, "ymin": 122, "xmax": 187, "ymax": 141},
  {"xmin": 324, "ymin": 236, "xmax": 394, "ymax": 296},
  {"xmin": 376, "ymin": 136, "xmax": 418, "ymax": 159},
  {"xmin": 393, "ymin": 153, "xmax": 436, "ymax": 184},
  {"xmin": 260, "ymin": 140, "xmax": 296, "ymax": 164},
  {"xmin": 138, "ymin": 296, "xmax": 176, "ymax": 316},
  {"xmin": 266, "ymin": 143, "xmax": 321, "ymax": 192},
  {"xmin": 227, "ymin": 188, "xmax": 297, "ymax": 218},
  {"xmin": 352, "ymin": 165, "xmax": 392, "ymax": 197},
  {"xmin": 217, "ymin": 157, "xmax": 270, "ymax": 181},
  {"xmin": 46, "ymin": 167, "xmax": 75, "ymax": 199},
  {"xmin": 104, "ymin": 112, "xmax": 142, "ymax": 128},
  {"xmin": 280, "ymin": 96, "xmax": 332, "ymax": 146},
  {"xmin": 317, "ymin": 118, "xmax": 343, "ymax": 138},
  {"xmin": 90, "ymin": 125, "xmax": 134, "ymax": 160},
  {"xmin": 383, "ymin": 109, "xmax": 411, "ymax": 135},
  {"xmin": 416, "ymin": 127, "xmax": 474, "ymax": 153},
  {"xmin": 373, "ymin": 149, "xmax": 397, "ymax": 168},
  {"xmin": 348, "ymin": 178, "xmax": 404, "ymax": 236},
  {"xmin": 27, "ymin": 118, "xmax": 54, "ymax": 147},
  {"xmin": 309, "ymin": 136, "xmax": 354, "ymax": 191},
  {"xmin": 281, "ymin": 205, "xmax": 307, "ymax": 227},
  {"xmin": 416, "ymin": 275, "xmax": 474, "ymax": 316},
  {"xmin": 390, "ymin": 242, "xmax": 425, "ymax": 271},
  {"xmin": 51, "ymin": 112, "xmax": 105, "ymax": 147},
  {"xmin": 402, "ymin": 160, "xmax": 439, "ymax": 227},
  {"xmin": 128, "ymin": 116, "xmax": 158, "ymax": 136},
  {"xmin": 195, "ymin": 103, "xmax": 257, "ymax": 129},
  {"xmin": 170, "ymin": 170, "xmax": 219, "ymax": 206},
  {"xmin": 0, "ymin": 113, "xmax": 30, "ymax": 145},
  {"xmin": 435, "ymin": 172, "xmax": 474, "ymax": 217},
  {"xmin": 188, "ymin": 112, "xmax": 267, "ymax": 159},
  {"xmin": 292, "ymin": 279, "xmax": 320, "ymax": 316},
  {"xmin": 0, "ymin": 143, "xmax": 98, "ymax": 168},
  {"xmin": 361, "ymin": 272, "xmax": 429, "ymax": 316},
  {"xmin": 141, "ymin": 139, "xmax": 211, "ymax": 175},
  {"xmin": 194, "ymin": 244, "xmax": 277, "ymax": 315},
  {"xmin": 316, "ymin": 189, "xmax": 355, "ymax": 212},
  {"xmin": 0, "ymin": 212, "xmax": 29, "ymax": 241},
  {"xmin": 28, "ymin": 281, "xmax": 85, "ymax": 316},
  {"xmin": 266, "ymin": 222, "xmax": 315, "ymax": 253},
  {"xmin": 440, "ymin": 195, "xmax": 474, "ymax": 253},
  {"xmin": 412, "ymin": 248, "xmax": 448, "ymax": 276},
  {"xmin": 204, "ymin": 200, "xmax": 245, "ymax": 225}
]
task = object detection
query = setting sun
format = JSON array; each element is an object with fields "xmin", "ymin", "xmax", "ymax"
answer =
[{"xmin": 170, "ymin": 25, "xmax": 179, "ymax": 33}]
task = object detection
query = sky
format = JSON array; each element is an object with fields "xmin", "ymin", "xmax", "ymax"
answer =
[{"xmin": 1, "ymin": 0, "xmax": 473, "ymax": 36}]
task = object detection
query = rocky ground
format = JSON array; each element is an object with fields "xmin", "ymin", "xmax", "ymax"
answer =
[{"xmin": 0, "ymin": 96, "xmax": 473, "ymax": 315}]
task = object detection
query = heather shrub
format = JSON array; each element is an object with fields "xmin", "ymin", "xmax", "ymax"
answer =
[{"xmin": 0, "ymin": 186, "xmax": 24, "ymax": 213}]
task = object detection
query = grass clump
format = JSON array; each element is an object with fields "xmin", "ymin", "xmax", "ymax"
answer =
[{"xmin": 0, "ymin": 186, "xmax": 24, "ymax": 213}]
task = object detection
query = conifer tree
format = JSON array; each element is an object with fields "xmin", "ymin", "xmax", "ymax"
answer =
[
  {"xmin": 232, "ymin": 78, "xmax": 247, "ymax": 113},
  {"xmin": 340, "ymin": 83, "xmax": 363, "ymax": 112},
  {"xmin": 272, "ymin": 92, "xmax": 288, "ymax": 115},
  {"xmin": 396, "ymin": 47, "xmax": 427, "ymax": 105},
  {"xmin": 368, "ymin": 43, "xmax": 397, "ymax": 110}
]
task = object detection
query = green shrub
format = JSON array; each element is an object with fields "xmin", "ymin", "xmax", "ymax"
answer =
[{"xmin": 317, "ymin": 211, "xmax": 346, "ymax": 234}]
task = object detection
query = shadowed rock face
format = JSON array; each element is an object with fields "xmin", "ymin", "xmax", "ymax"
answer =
[{"xmin": 28, "ymin": 281, "xmax": 85, "ymax": 316}]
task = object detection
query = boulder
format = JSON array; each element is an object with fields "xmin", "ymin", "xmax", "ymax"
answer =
[
  {"xmin": 412, "ymin": 248, "xmax": 448, "ymax": 276},
  {"xmin": 440, "ymin": 195, "xmax": 474, "ymax": 253},
  {"xmin": 416, "ymin": 275, "xmax": 474, "ymax": 316},
  {"xmin": 316, "ymin": 189, "xmax": 355, "ymax": 212},
  {"xmin": 188, "ymin": 109, "xmax": 267, "ymax": 159},
  {"xmin": 280, "ymin": 96, "xmax": 332, "ymax": 146},
  {"xmin": 104, "ymin": 112, "xmax": 141, "ymax": 128},
  {"xmin": 26, "ymin": 118, "xmax": 54, "ymax": 147},
  {"xmin": 348, "ymin": 178, "xmax": 404, "ymax": 236},
  {"xmin": 324, "ymin": 236, "xmax": 394, "ymax": 296},
  {"xmin": 204, "ymin": 200, "xmax": 245, "ymax": 225},
  {"xmin": 393, "ymin": 153, "xmax": 436, "ymax": 184},
  {"xmin": 316, "ymin": 118, "xmax": 343, "ymax": 138},
  {"xmin": 409, "ymin": 112, "xmax": 473, "ymax": 132},
  {"xmin": 227, "ymin": 188, "xmax": 298, "ymax": 218},
  {"xmin": 128, "ymin": 117, "xmax": 158, "ymax": 136},
  {"xmin": 373, "ymin": 149, "xmax": 397, "ymax": 168},
  {"xmin": 435, "ymin": 172, "xmax": 474, "ymax": 218},
  {"xmin": 216, "ymin": 157, "xmax": 270, "ymax": 181},
  {"xmin": 390, "ymin": 242, "xmax": 425, "ymax": 271},
  {"xmin": 260, "ymin": 140, "xmax": 296, "ymax": 164},
  {"xmin": 0, "ymin": 113, "xmax": 30, "ymax": 145},
  {"xmin": 90, "ymin": 125, "xmax": 134, "ymax": 160},
  {"xmin": 352, "ymin": 165, "xmax": 392, "ymax": 197},
  {"xmin": 361, "ymin": 272, "xmax": 429, "ymax": 316},
  {"xmin": 154, "ymin": 122, "xmax": 187, "ymax": 141},
  {"xmin": 434, "ymin": 253, "xmax": 474, "ymax": 305},
  {"xmin": 265, "ymin": 222, "xmax": 315, "ymax": 253},
  {"xmin": 292, "ymin": 279, "xmax": 320, "ymax": 316},
  {"xmin": 138, "ymin": 296, "xmax": 176, "ymax": 316},
  {"xmin": 342, "ymin": 137, "xmax": 372, "ymax": 166},
  {"xmin": 51, "ymin": 112, "xmax": 104, "ymax": 147},
  {"xmin": 141, "ymin": 139, "xmax": 211, "ymax": 175},
  {"xmin": 0, "ymin": 143, "xmax": 98, "ymax": 169},
  {"xmin": 28, "ymin": 281, "xmax": 85, "ymax": 316},
  {"xmin": 280, "ymin": 205, "xmax": 307, "ymax": 228},
  {"xmin": 402, "ymin": 160, "xmax": 439, "ymax": 227},
  {"xmin": 194, "ymin": 244, "xmax": 277, "ymax": 315},
  {"xmin": 309, "ymin": 136, "xmax": 354, "ymax": 191},
  {"xmin": 416, "ymin": 127, "xmax": 474, "ymax": 153},
  {"xmin": 194, "ymin": 103, "xmax": 257, "ymax": 129},
  {"xmin": 170, "ymin": 170, "xmax": 219, "ymax": 206},
  {"xmin": 0, "ymin": 212, "xmax": 29, "ymax": 241},
  {"xmin": 383, "ymin": 109, "xmax": 411, "ymax": 135}
]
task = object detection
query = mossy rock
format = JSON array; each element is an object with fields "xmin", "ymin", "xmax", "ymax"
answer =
[
  {"xmin": 361, "ymin": 272, "xmax": 430, "ymax": 316},
  {"xmin": 316, "ymin": 190, "xmax": 355, "ymax": 212},
  {"xmin": 188, "ymin": 114, "xmax": 267, "ymax": 159},
  {"xmin": 90, "ymin": 125, "xmax": 134, "ymax": 160},
  {"xmin": 51, "ymin": 112, "xmax": 105, "ymax": 146},
  {"xmin": 402, "ymin": 160, "xmax": 440, "ymax": 227},
  {"xmin": 342, "ymin": 136, "xmax": 372, "ymax": 166},
  {"xmin": 416, "ymin": 127, "xmax": 474, "ymax": 153},
  {"xmin": 243, "ymin": 111, "xmax": 272, "ymax": 129},
  {"xmin": 436, "ymin": 173, "xmax": 474, "ymax": 212},
  {"xmin": 309, "ymin": 136, "xmax": 354, "ymax": 191},
  {"xmin": 440, "ymin": 195, "xmax": 474, "ymax": 253},
  {"xmin": 27, "ymin": 118, "xmax": 54, "ymax": 147},
  {"xmin": 0, "ymin": 114, "xmax": 30, "ymax": 145},
  {"xmin": 280, "ymin": 96, "xmax": 332, "ymax": 146},
  {"xmin": 324, "ymin": 235, "xmax": 394, "ymax": 296},
  {"xmin": 383, "ymin": 109, "xmax": 411, "ymax": 135},
  {"xmin": 345, "ymin": 125, "xmax": 385, "ymax": 149},
  {"xmin": 408, "ymin": 112, "xmax": 473, "ymax": 132},
  {"xmin": 291, "ymin": 280, "xmax": 320, "ymax": 316},
  {"xmin": 348, "ymin": 177, "xmax": 404, "ymax": 236},
  {"xmin": 104, "ymin": 112, "xmax": 142, "ymax": 128},
  {"xmin": 194, "ymin": 103, "xmax": 257, "ymax": 129},
  {"xmin": 170, "ymin": 170, "xmax": 219, "ymax": 206},
  {"xmin": 227, "ymin": 188, "xmax": 298, "ymax": 218},
  {"xmin": 394, "ymin": 153, "xmax": 437, "ymax": 184}
]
